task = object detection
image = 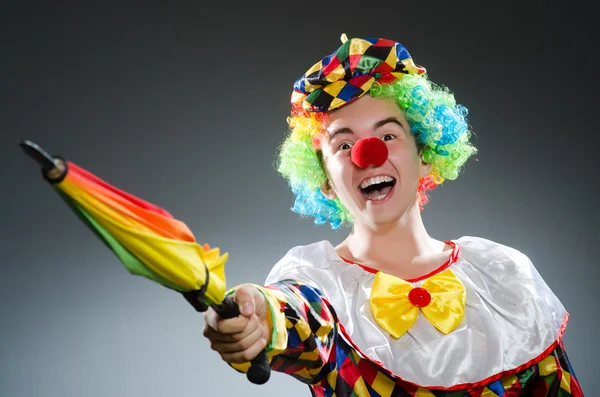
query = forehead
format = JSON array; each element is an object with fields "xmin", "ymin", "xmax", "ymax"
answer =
[{"xmin": 325, "ymin": 96, "xmax": 405, "ymax": 131}]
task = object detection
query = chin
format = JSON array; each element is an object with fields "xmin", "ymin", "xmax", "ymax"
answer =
[
  {"xmin": 343, "ymin": 185, "xmax": 417, "ymax": 226},
  {"xmin": 368, "ymin": 212, "xmax": 406, "ymax": 226},
  {"xmin": 363, "ymin": 198, "xmax": 416, "ymax": 226},
  {"xmin": 356, "ymin": 207, "xmax": 405, "ymax": 227}
]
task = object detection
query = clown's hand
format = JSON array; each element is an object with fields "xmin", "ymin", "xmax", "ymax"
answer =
[{"xmin": 203, "ymin": 284, "xmax": 270, "ymax": 364}]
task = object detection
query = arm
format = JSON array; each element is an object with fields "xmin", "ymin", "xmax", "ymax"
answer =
[
  {"xmin": 230, "ymin": 279, "xmax": 338, "ymax": 384},
  {"xmin": 205, "ymin": 279, "xmax": 338, "ymax": 385}
]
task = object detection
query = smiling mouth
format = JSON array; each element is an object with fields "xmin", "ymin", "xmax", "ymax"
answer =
[{"xmin": 359, "ymin": 175, "xmax": 397, "ymax": 201}]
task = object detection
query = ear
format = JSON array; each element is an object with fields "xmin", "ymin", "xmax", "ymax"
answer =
[
  {"xmin": 419, "ymin": 151, "xmax": 433, "ymax": 178},
  {"xmin": 320, "ymin": 178, "xmax": 337, "ymax": 200}
]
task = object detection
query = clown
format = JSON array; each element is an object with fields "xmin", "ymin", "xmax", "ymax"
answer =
[{"xmin": 203, "ymin": 35, "xmax": 583, "ymax": 396}]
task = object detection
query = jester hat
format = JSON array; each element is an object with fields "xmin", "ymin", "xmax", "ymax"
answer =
[{"xmin": 291, "ymin": 34, "xmax": 427, "ymax": 113}]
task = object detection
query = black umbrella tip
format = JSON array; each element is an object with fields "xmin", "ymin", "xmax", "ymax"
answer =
[
  {"xmin": 18, "ymin": 139, "xmax": 58, "ymax": 168},
  {"xmin": 18, "ymin": 139, "xmax": 44, "ymax": 153}
]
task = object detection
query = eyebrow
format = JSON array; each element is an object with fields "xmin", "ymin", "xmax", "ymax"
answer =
[
  {"xmin": 374, "ymin": 117, "xmax": 404, "ymax": 131},
  {"xmin": 328, "ymin": 117, "xmax": 404, "ymax": 142},
  {"xmin": 328, "ymin": 127, "xmax": 353, "ymax": 142}
]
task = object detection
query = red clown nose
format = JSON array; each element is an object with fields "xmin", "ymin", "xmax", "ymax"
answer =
[{"xmin": 351, "ymin": 137, "xmax": 388, "ymax": 168}]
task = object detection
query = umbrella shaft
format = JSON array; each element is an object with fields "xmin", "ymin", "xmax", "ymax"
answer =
[{"xmin": 211, "ymin": 297, "xmax": 240, "ymax": 318}]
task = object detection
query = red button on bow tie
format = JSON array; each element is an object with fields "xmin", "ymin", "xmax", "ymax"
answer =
[{"xmin": 408, "ymin": 287, "xmax": 431, "ymax": 307}]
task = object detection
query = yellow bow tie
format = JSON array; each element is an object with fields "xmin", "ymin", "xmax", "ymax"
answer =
[{"xmin": 369, "ymin": 269, "xmax": 466, "ymax": 339}]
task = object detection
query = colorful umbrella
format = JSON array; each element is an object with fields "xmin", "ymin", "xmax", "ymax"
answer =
[{"xmin": 19, "ymin": 139, "xmax": 270, "ymax": 385}]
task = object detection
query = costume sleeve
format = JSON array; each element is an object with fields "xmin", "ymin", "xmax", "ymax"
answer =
[
  {"xmin": 228, "ymin": 279, "xmax": 338, "ymax": 385},
  {"xmin": 511, "ymin": 340, "xmax": 584, "ymax": 396}
]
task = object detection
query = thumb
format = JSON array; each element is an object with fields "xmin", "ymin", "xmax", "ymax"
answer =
[{"xmin": 233, "ymin": 284, "xmax": 259, "ymax": 317}]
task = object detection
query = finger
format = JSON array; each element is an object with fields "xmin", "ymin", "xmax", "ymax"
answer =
[
  {"xmin": 211, "ymin": 321, "xmax": 263, "ymax": 353},
  {"xmin": 220, "ymin": 336, "xmax": 268, "ymax": 364},
  {"xmin": 234, "ymin": 285, "xmax": 257, "ymax": 317},
  {"xmin": 204, "ymin": 311, "xmax": 250, "ymax": 335},
  {"xmin": 203, "ymin": 308, "xmax": 219, "ymax": 331},
  {"xmin": 214, "ymin": 315, "xmax": 250, "ymax": 334},
  {"xmin": 204, "ymin": 315, "xmax": 258, "ymax": 342}
]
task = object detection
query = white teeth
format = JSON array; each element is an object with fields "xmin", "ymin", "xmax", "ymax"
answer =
[
  {"xmin": 370, "ymin": 193, "xmax": 388, "ymax": 200},
  {"xmin": 360, "ymin": 175, "xmax": 394, "ymax": 189}
]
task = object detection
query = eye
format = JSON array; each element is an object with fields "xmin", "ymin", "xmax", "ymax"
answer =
[
  {"xmin": 338, "ymin": 142, "xmax": 353, "ymax": 151},
  {"xmin": 382, "ymin": 134, "xmax": 396, "ymax": 141}
]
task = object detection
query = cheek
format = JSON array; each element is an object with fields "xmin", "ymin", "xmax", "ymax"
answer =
[
  {"xmin": 321, "ymin": 151, "xmax": 340, "ymax": 176},
  {"xmin": 327, "ymin": 158, "xmax": 350, "ymax": 182},
  {"xmin": 323, "ymin": 153, "xmax": 354, "ymax": 188},
  {"xmin": 389, "ymin": 147, "xmax": 421, "ymax": 172},
  {"xmin": 323, "ymin": 146, "xmax": 349, "ymax": 169}
]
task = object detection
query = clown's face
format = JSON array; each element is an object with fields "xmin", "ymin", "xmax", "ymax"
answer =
[{"xmin": 319, "ymin": 95, "xmax": 431, "ymax": 227}]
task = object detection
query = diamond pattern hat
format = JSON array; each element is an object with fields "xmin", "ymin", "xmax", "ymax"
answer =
[{"xmin": 291, "ymin": 34, "xmax": 427, "ymax": 112}]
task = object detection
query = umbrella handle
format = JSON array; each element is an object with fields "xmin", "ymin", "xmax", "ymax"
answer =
[{"xmin": 212, "ymin": 296, "xmax": 271, "ymax": 385}]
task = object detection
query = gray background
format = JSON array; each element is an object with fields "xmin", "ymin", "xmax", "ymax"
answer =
[{"xmin": 1, "ymin": 2, "xmax": 597, "ymax": 396}]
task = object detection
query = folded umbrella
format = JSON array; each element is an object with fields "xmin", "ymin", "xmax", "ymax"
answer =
[{"xmin": 19, "ymin": 139, "xmax": 270, "ymax": 385}]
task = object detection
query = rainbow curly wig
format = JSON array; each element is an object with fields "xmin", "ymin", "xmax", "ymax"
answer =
[{"xmin": 276, "ymin": 36, "xmax": 477, "ymax": 229}]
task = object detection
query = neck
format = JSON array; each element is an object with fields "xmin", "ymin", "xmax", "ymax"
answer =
[{"xmin": 342, "ymin": 202, "xmax": 446, "ymax": 271}]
